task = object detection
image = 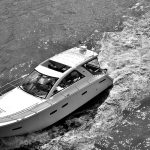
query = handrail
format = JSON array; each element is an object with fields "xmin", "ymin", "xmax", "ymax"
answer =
[{"xmin": 0, "ymin": 74, "xmax": 28, "ymax": 96}]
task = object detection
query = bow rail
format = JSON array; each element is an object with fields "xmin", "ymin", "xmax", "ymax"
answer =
[{"xmin": 0, "ymin": 74, "xmax": 28, "ymax": 96}]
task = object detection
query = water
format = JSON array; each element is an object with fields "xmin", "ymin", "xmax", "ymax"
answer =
[{"xmin": 0, "ymin": 0, "xmax": 145, "ymax": 149}]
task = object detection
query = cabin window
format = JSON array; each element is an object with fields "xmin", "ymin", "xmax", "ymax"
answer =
[
  {"xmin": 53, "ymin": 70, "xmax": 85, "ymax": 94},
  {"xmin": 20, "ymin": 70, "xmax": 58, "ymax": 98},
  {"xmin": 82, "ymin": 58, "xmax": 102, "ymax": 75}
]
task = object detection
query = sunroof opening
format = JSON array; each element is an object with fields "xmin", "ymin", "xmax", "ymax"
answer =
[{"xmin": 42, "ymin": 60, "xmax": 70, "ymax": 73}]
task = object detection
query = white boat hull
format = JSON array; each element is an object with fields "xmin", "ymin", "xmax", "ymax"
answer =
[{"xmin": 0, "ymin": 75, "xmax": 112, "ymax": 137}]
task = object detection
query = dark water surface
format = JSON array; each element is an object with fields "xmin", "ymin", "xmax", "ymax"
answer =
[{"xmin": 0, "ymin": 0, "xmax": 125, "ymax": 85}]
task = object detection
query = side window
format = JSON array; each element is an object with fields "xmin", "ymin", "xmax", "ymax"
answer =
[
  {"xmin": 83, "ymin": 58, "xmax": 102, "ymax": 75},
  {"xmin": 53, "ymin": 70, "xmax": 85, "ymax": 95}
]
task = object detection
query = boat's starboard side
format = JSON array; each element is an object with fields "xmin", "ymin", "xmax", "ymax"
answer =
[{"xmin": 0, "ymin": 74, "xmax": 113, "ymax": 137}]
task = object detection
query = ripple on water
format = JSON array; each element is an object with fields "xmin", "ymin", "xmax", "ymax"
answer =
[{"xmin": 105, "ymin": 96, "xmax": 150, "ymax": 149}]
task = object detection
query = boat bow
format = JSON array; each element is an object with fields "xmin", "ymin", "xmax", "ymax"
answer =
[{"xmin": 0, "ymin": 88, "xmax": 42, "ymax": 118}]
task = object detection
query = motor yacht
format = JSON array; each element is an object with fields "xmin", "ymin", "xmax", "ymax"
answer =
[{"xmin": 0, "ymin": 46, "xmax": 113, "ymax": 137}]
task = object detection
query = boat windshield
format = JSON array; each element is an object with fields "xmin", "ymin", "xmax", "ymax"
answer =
[{"xmin": 19, "ymin": 70, "xmax": 58, "ymax": 98}]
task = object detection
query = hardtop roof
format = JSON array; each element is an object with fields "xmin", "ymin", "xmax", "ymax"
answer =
[
  {"xmin": 50, "ymin": 47, "xmax": 98, "ymax": 67},
  {"xmin": 36, "ymin": 47, "xmax": 98, "ymax": 77}
]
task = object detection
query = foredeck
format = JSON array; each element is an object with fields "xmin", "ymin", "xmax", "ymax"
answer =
[
  {"xmin": 0, "ymin": 76, "xmax": 52, "ymax": 126},
  {"xmin": 0, "ymin": 75, "xmax": 33, "ymax": 125}
]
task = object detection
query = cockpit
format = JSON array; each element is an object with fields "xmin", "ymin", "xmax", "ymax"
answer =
[{"xmin": 19, "ymin": 70, "xmax": 58, "ymax": 98}]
